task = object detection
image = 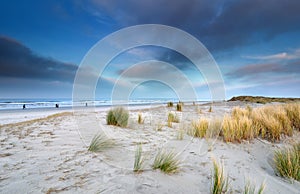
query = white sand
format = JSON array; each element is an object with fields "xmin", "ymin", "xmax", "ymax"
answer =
[{"xmin": 0, "ymin": 102, "xmax": 299, "ymax": 193}]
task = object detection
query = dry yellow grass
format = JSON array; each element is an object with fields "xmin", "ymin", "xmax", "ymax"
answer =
[
  {"xmin": 284, "ymin": 103, "xmax": 300, "ymax": 130},
  {"xmin": 232, "ymin": 106, "xmax": 251, "ymax": 119},
  {"xmin": 190, "ymin": 118, "xmax": 209, "ymax": 138},
  {"xmin": 206, "ymin": 118, "xmax": 222, "ymax": 138},
  {"xmin": 220, "ymin": 103, "xmax": 299, "ymax": 143},
  {"xmin": 185, "ymin": 103, "xmax": 299, "ymax": 143},
  {"xmin": 222, "ymin": 114, "xmax": 237, "ymax": 142},
  {"xmin": 138, "ymin": 113, "xmax": 144, "ymax": 124}
]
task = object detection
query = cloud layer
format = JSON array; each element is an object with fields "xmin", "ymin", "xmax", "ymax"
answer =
[
  {"xmin": 0, "ymin": 36, "xmax": 77, "ymax": 83},
  {"xmin": 84, "ymin": 0, "xmax": 300, "ymax": 51}
]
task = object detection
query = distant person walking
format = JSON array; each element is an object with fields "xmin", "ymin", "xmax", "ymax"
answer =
[
  {"xmin": 23, "ymin": 104, "xmax": 26, "ymax": 109},
  {"xmin": 85, "ymin": 103, "xmax": 88, "ymax": 107},
  {"xmin": 55, "ymin": 104, "xmax": 59, "ymax": 108}
]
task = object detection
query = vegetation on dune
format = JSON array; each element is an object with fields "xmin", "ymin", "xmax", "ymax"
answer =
[
  {"xmin": 152, "ymin": 150, "xmax": 181, "ymax": 174},
  {"xmin": 190, "ymin": 118, "xmax": 209, "ymax": 138},
  {"xmin": 211, "ymin": 159, "xmax": 229, "ymax": 194},
  {"xmin": 274, "ymin": 142, "xmax": 300, "ymax": 181},
  {"xmin": 187, "ymin": 103, "xmax": 300, "ymax": 143},
  {"xmin": 228, "ymin": 96, "xmax": 300, "ymax": 104},
  {"xmin": 167, "ymin": 102, "xmax": 173, "ymax": 107},
  {"xmin": 176, "ymin": 102, "xmax": 182, "ymax": 111},
  {"xmin": 106, "ymin": 107, "xmax": 129, "ymax": 127},
  {"xmin": 209, "ymin": 106, "xmax": 212, "ymax": 112},
  {"xmin": 284, "ymin": 103, "xmax": 300, "ymax": 130},
  {"xmin": 168, "ymin": 112, "xmax": 180, "ymax": 123},
  {"xmin": 138, "ymin": 113, "xmax": 144, "ymax": 124},
  {"xmin": 155, "ymin": 122, "xmax": 164, "ymax": 131},
  {"xmin": 176, "ymin": 129, "xmax": 184, "ymax": 140},
  {"xmin": 88, "ymin": 133, "xmax": 114, "ymax": 152},
  {"xmin": 133, "ymin": 144, "xmax": 144, "ymax": 173},
  {"xmin": 206, "ymin": 118, "xmax": 222, "ymax": 138},
  {"xmin": 243, "ymin": 180, "xmax": 265, "ymax": 194},
  {"xmin": 222, "ymin": 103, "xmax": 299, "ymax": 142}
]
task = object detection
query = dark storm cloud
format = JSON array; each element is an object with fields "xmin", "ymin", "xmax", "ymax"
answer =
[
  {"xmin": 0, "ymin": 36, "xmax": 77, "ymax": 82},
  {"xmin": 85, "ymin": 0, "xmax": 300, "ymax": 51},
  {"xmin": 203, "ymin": 0, "xmax": 300, "ymax": 50}
]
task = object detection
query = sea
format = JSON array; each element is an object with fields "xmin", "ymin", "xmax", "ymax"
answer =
[{"xmin": 0, "ymin": 98, "xmax": 207, "ymax": 111}]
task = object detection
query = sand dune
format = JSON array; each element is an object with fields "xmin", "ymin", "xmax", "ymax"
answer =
[{"xmin": 0, "ymin": 102, "xmax": 299, "ymax": 193}]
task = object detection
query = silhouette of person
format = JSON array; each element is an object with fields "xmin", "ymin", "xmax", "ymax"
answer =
[
  {"xmin": 23, "ymin": 104, "xmax": 26, "ymax": 109},
  {"xmin": 55, "ymin": 104, "xmax": 59, "ymax": 108},
  {"xmin": 85, "ymin": 103, "xmax": 88, "ymax": 107}
]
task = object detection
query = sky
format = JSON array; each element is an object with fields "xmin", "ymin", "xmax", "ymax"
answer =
[{"xmin": 0, "ymin": 0, "xmax": 300, "ymax": 100}]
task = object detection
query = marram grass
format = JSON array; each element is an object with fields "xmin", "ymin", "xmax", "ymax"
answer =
[
  {"xmin": 176, "ymin": 129, "xmax": 184, "ymax": 140},
  {"xmin": 167, "ymin": 102, "xmax": 173, "ymax": 107},
  {"xmin": 243, "ymin": 180, "xmax": 265, "ymax": 194},
  {"xmin": 211, "ymin": 159, "xmax": 229, "ymax": 194},
  {"xmin": 152, "ymin": 150, "xmax": 180, "ymax": 174},
  {"xmin": 168, "ymin": 112, "xmax": 179, "ymax": 123},
  {"xmin": 274, "ymin": 143, "xmax": 300, "ymax": 181},
  {"xmin": 88, "ymin": 133, "xmax": 114, "ymax": 152},
  {"xmin": 219, "ymin": 103, "xmax": 300, "ymax": 143},
  {"xmin": 106, "ymin": 107, "xmax": 129, "ymax": 127},
  {"xmin": 190, "ymin": 118, "xmax": 209, "ymax": 138},
  {"xmin": 133, "ymin": 144, "xmax": 144, "ymax": 173},
  {"xmin": 176, "ymin": 103, "xmax": 182, "ymax": 111},
  {"xmin": 138, "ymin": 113, "xmax": 144, "ymax": 124}
]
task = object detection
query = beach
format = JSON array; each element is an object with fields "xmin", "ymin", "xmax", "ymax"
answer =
[{"xmin": 0, "ymin": 101, "xmax": 299, "ymax": 193}]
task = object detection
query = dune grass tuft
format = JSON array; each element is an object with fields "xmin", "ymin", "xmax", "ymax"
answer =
[
  {"xmin": 206, "ymin": 118, "xmax": 222, "ymax": 138},
  {"xmin": 106, "ymin": 107, "xmax": 129, "ymax": 127},
  {"xmin": 155, "ymin": 122, "xmax": 164, "ymax": 131},
  {"xmin": 138, "ymin": 113, "xmax": 144, "ymax": 124},
  {"xmin": 219, "ymin": 103, "xmax": 299, "ymax": 143},
  {"xmin": 190, "ymin": 118, "xmax": 209, "ymax": 138},
  {"xmin": 88, "ymin": 133, "xmax": 114, "ymax": 152},
  {"xmin": 169, "ymin": 103, "xmax": 299, "ymax": 144},
  {"xmin": 176, "ymin": 103, "xmax": 182, "ymax": 111},
  {"xmin": 284, "ymin": 103, "xmax": 300, "ymax": 130},
  {"xmin": 257, "ymin": 182, "xmax": 266, "ymax": 194},
  {"xmin": 133, "ymin": 144, "xmax": 144, "ymax": 173},
  {"xmin": 211, "ymin": 159, "xmax": 229, "ymax": 194},
  {"xmin": 168, "ymin": 112, "xmax": 180, "ymax": 123},
  {"xmin": 274, "ymin": 142, "xmax": 300, "ymax": 181},
  {"xmin": 243, "ymin": 180, "xmax": 265, "ymax": 194},
  {"xmin": 176, "ymin": 129, "xmax": 184, "ymax": 140},
  {"xmin": 152, "ymin": 150, "xmax": 180, "ymax": 174},
  {"xmin": 167, "ymin": 102, "xmax": 174, "ymax": 107}
]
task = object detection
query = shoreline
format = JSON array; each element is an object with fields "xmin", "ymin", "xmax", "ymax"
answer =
[{"xmin": 0, "ymin": 101, "xmax": 210, "ymax": 125}]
